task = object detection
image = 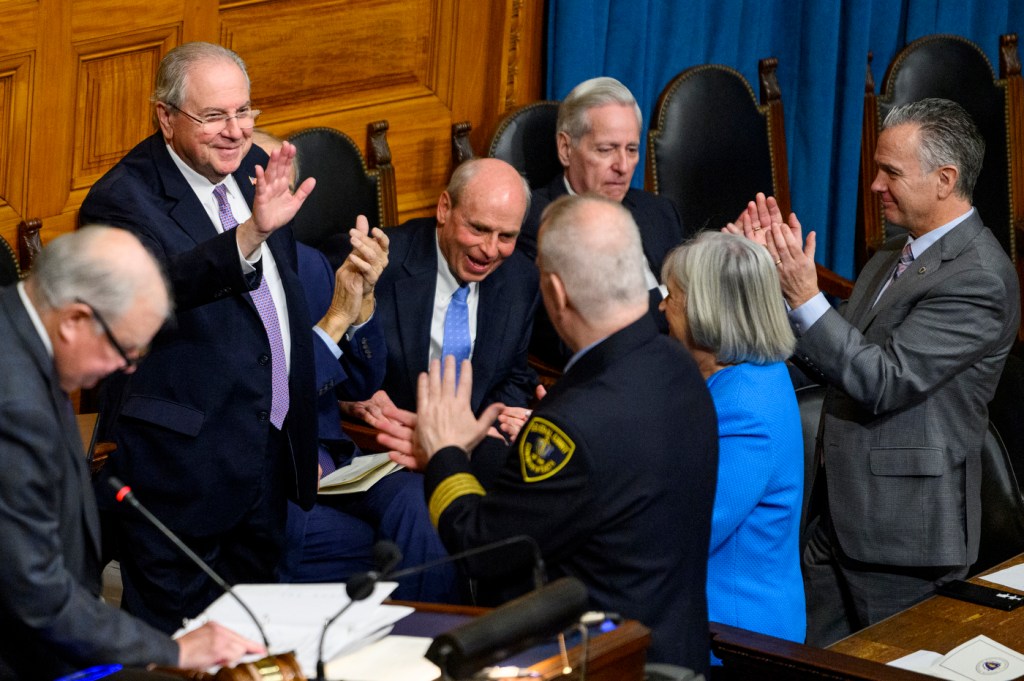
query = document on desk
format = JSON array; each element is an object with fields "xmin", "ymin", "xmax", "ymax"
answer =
[
  {"xmin": 325, "ymin": 635, "xmax": 439, "ymax": 681},
  {"xmin": 174, "ymin": 582, "xmax": 414, "ymax": 677},
  {"xmin": 888, "ymin": 635, "xmax": 1024, "ymax": 680},
  {"xmin": 979, "ymin": 563, "xmax": 1024, "ymax": 592}
]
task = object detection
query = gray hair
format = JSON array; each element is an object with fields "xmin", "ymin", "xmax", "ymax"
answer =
[
  {"xmin": 557, "ymin": 77, "xmax": 642, "ymax": 143},
  {"xmin": 448, "ymin": 157, "xmax": 532, "ymax": 216},
  {"xmin": 30, "ymin": 226, "xmax": 170, "ymax": 324},
  {"xmin": 883, "ymin": 98, "xmax": 984, "ymax": 201},
  {"xmin": 538, "ymin": 195, "xmax": 648, "ymax": 320},
  {"xmin": 152, "ymin": 42, "xmax": 250, "ymax": 109},
  {"xmin": 662, "ymin": 231, "xmax": 795, "ymax": 364}
]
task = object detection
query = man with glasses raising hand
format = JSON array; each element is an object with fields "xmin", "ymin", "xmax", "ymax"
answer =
[{"xmin": 80, "ymin": 42, "xmax": 326, "ymax": 634}]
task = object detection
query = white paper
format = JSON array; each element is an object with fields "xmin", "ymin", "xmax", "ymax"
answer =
[
  {"xmin": 886, "ymin": 635, "xmax": 1024, "ymax": 680},
  {"xmin": 174, "ymin": 581, "xmax": 414, "ymax": 677},
  {"xmin": 319, "ymin": 453, "xmax": 402, "ymax": 494},
  {"xmin": 325, "ymin": 635, "xmax": 439, "ymax": 681},
  {"xmin": 978, "ymin": 564, "xmax": 1024, "ymax": 593}
]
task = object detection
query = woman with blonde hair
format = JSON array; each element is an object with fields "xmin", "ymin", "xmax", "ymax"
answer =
[{"xmin": 660, "ymin": 230, "xmax": 805, "ymax": 653}]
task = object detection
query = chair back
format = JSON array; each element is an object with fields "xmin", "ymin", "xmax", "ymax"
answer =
[
  {"xmin": 970, "ymin": 421, "xmax": 1024, "ymax": 575},
  {"xmin": 858, "ymin": 34, "xmax": 1024, "ymax": 272},
  {"xmin": 795, "ymin": 383, "xmax": 825, "ymax": 548},
  {"xmin": 486, "ymin": 101, "xmax": 562, "ymax": 189},
  {"xmin": 647, "ymin": 59, "xmax": 791, "ymax": 233},
  {"xmin": 288, "ymin": 123, "xmax": 398, "ymax": 265},
  {"xmin": 0, "ymin": 235, "xmax": 20, "ymax": 286}
]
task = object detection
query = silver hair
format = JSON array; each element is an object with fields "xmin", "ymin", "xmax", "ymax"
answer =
[
  {"xmin": 662, "ymin": 231, "xmax": 795, "ymax": 364},
  {"xmin": 30, "ymin": 226, "xmax": 169, "ymax": 324},
  {"xmin": 448, "ymin": 158, "xmax": 532, "ymax": 216},
  {"xmin": 557, "ymin": 77, "xmax": 642, "ymax": 143},
  {"xmin": 538, "ymin": 195, "xmax": 648, "ymax": 319},
  {"xmin": 152, "ymin": 42, "xmax": 250, "ymax": 109},
  {"xmin": 883, "ymin": 98, "xmax": 985, "ymax": 201}
]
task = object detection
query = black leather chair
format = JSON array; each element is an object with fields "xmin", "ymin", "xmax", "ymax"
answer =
[
  {"xmin": 451, "ymin": 100, "xmax": 562, "ymax": 190},
  {"xmin": 970, "ymin": 420, "xmax": 1024, "ymax": 575},
  {"xmin": 288, "ymin": 122, "xmax": 398, "ymax": 267},
  {"xmin": 989, "ymin": 353, "xmax": 1024, "ymax": 485},
  {"xmin": 857, "ymin": 34, "xmax": 1024, "ymax": 280},
  {"xmin": 0, "ymin": 234, "xmax": 20, "ymax": 286},
  {"xmin": 647, "ymin": 59, "xmax": 852, "ymax": 299}
]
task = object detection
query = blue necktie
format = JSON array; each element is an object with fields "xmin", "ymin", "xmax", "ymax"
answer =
[{"xmin": 441, "ymin": 284, "xmax": 471, "ymax": 381}]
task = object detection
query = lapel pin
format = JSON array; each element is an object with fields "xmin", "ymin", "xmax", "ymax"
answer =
[
  {"xmin": 249, "ymin": 176, "xmax": 257, "ymax": 186},
  {"xmin": 918, "ymin": 266, "xmax": 926, "ymax": 274}
]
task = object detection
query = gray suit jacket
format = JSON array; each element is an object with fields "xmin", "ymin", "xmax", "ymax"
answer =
[
  {"xmin": 795, "ymin": 211, "xmax": 1019, "ymax": 567},
  {"xmin": 0, "ymin": 287, "xmax": 176, "ymax": 679}
]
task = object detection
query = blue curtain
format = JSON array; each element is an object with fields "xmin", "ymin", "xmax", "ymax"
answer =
[{"xmin": 547, "ymin": 0, "xmax": 1024, "ymax": 278}]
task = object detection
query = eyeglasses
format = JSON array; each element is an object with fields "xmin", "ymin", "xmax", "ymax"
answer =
[
  {"xmin": 166, "ymin": 102, "xmax": 261, "ymax": 133},
  {"xmin": 75, "ymin": 298, "xmax": 140, "ymax": 369}
]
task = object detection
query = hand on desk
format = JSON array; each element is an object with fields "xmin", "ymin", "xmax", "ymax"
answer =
[{"xmin": 176, "ymin": 621, "xmax": 265, "ymax": 670}]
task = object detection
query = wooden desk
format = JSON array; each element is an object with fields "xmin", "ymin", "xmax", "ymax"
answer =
[
  {"xmin": 830, "ymin": 554, "xmax": 1024, "ymax": 663},
  {"xmin": 393, "ymin": 601, "xmax": 650, "ymax": 681}
]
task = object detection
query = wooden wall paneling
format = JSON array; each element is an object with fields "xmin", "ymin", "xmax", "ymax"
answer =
[{"xmin": 0, "ymin": 53, "xmax": 33, "ymax": 248}]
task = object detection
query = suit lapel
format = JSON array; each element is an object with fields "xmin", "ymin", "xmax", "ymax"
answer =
[
  {"xmin": 395, "ymin": 227, "xmax": 438, "ymax": 387},
  {"xmin": 471, "ymin": 269, "xmax": 506, "ymax": 407}
]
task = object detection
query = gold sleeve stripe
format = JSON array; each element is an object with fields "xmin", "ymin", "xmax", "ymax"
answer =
[{"xmin": 429, "ymin": 473, "xmax": 486, "ymax": 527}]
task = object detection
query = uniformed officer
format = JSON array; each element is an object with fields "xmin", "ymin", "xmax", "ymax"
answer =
[{"xmin": 376, "ymin": 195, "xmax": 718, "ymax": 676}]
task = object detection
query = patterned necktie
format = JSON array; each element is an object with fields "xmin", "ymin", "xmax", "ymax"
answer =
[
  {"xmin": 213, "ymin": 184, "xmax": 289, "ymax": 429},
  {"xmin": 441, "ymin": 284, "xmax": 471, "ymax": 381},
  {"xmin": 894, "ymin": 241, "xmax": 914, "ymax": 279}
]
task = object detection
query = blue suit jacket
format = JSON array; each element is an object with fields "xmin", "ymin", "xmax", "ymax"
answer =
[
  {"xmin": 0, "ymin": 288, "xmax": 176, "ymax": 678},
  {"xmin": 79, "ymin": 132, "xmax": 319, "ymax": 535},
  {"xmin": 297, "ymin": 243, "xmax": 386, "ymax": 451},
  {"xmin": 376, "ymin": 218, "xmax": 539, "ymax": 413}
]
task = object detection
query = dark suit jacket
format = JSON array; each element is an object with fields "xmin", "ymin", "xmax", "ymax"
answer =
[
  {"xmin": 376, "ymin": 218, "xmax": 539, "ymax": 412},
  {"xmin": 79, "ymin": 132, "xmax": 318, "ymax": 535},
  {"xmin": 0, "ymin": 287, "xmax": 176, "ymax": 679},
  {"xmin": 520, "ymin": 175, "xmax": 686, "ymax": 365},
  {"xmin": 424, "ymin": 314, "xmax": 718, "ymax": 673},
  {"xmin": 517, "ymin": 175, "xmax": 688, "ymax": 269},
  {"xmin": 795, "ymin": 211, "xmax": 1020, "ymax": 566}
]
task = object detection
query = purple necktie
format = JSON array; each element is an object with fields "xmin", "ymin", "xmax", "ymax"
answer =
[
  {"xmin": 894, "ymin": 241, "xmax": 914, "ymax": 279},
  {"xmin": 213, "ymin": 184, "xmax": 289, "ymax": 429}
]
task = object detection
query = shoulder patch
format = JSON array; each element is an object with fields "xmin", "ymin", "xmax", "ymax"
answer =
[{"xmin": 519, "ymin": 417, "xmax": 575, "ymax": 482}]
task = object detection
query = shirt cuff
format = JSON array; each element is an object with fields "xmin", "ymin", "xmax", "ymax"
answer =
[
  {"xmin": 313, "ymin": 325, "xmax": 343, "ymax": 359},
  {"xmin": 788, "ymin": 292, "xmax": 830, "ymax": 336}
]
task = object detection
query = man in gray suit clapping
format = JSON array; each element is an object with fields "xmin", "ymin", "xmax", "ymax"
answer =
[{"xmin": 730, "ymin": 98, "xmax": 1020, "ymax": 646}]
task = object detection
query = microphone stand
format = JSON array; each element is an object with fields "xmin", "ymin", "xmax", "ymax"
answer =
[{"xmin": 108, "ymin": 478, "xmax": 271, "ymax": 652}]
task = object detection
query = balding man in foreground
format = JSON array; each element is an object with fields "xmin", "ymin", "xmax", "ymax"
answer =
[
  {"xmin": 0, "ymin": 227, "xmax": 262, "ymax": 680},
  {"xmin": 375, "ymin": 195, "xmax": 718, "ymax": 676}
]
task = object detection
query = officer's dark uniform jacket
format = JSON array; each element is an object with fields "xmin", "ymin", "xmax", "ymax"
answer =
[{"xmin": 423, "ymin": 314, "xmax": 719, "ymax": 675}]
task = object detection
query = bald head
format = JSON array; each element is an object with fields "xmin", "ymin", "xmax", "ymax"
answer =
[
  {"xmin": 437, "ymin": 158, "xmax": 531, "ymax": 283},
  {"xmin": 537, "ymin": 195, "xmax": 648, "ymax": 347},
  {"xmin": 28, "ymin": 226, "xmax": 171, "ymax": 391}
]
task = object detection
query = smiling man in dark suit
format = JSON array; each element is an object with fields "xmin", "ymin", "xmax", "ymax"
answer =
[
  {"xmin": 519, "ymin": 77, "xmax": 687, "ymax": 364},
  {"xmin": 344, "ymin": 157, "xmax": 540, "ymax": 430},
  {"xmin": 79, "ymin": 41, "xmax": 321, "ymax": 633},
  {"xmin": 740, "ymin": 98, "xmax": 1020, "ymax": 646}
]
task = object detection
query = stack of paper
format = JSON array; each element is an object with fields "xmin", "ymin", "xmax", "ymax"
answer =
[{"xmin": 175, "ymin": 582, "xmax": 414, "ymax": 677}]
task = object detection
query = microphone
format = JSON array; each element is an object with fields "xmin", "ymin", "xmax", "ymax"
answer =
[
  {"xmin": 107, "ymin": 477, "xmax": 271, "ymax": 651},
  {"xmin": 426, "ymin": 576, "xmax": 589, "ymax": 680},
  {"xmin": 315, "ymin": 535, "xmax": 545, "ymax": 680},
  {"xmin": 315, "ymin": 540, "xmax": 403, "ymax": 681}
]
